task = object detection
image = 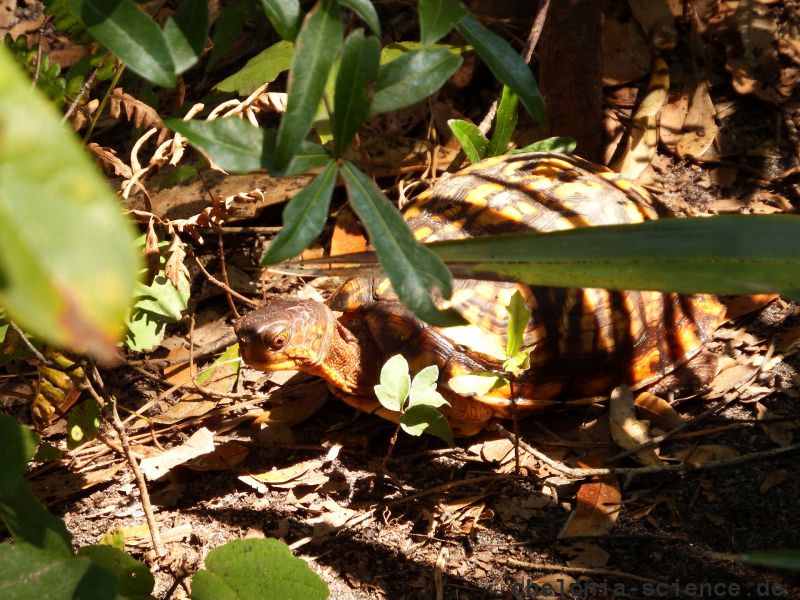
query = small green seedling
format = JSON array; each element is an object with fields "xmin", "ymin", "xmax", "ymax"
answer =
[
  {"xmin": 374, "ymin": 354, "xmax": 454, "ymax": 446},
  {"xmin": 448, "ymin": 290, "xmax": 533, "ymax": 395},
  {"xmin": 448, "ymin": 85, "xmax": 576, "ymax": 163}
]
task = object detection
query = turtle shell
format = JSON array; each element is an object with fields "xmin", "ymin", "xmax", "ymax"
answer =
[{"xmin": 330, "ymin": 153, "xmax": 726, "ymax": 415}]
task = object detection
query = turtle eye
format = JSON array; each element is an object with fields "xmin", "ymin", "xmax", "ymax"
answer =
[{"xmin": 266, "ymin": 329, "xmax": 289, "ymax": 351}]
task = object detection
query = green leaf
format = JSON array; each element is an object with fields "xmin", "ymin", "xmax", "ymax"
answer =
[
  {"xmin": 77, "ymin": 545, "xmax": 154, "ymax": 599},
  {"xmin": 124, "ymin": 236, "xmax": 190, "ymax": 352},
  {"xmin": 447, "ymin": 119, "xmax": 488, "ymax": 163},
  {"xmin": 66, "ymin": 399, "xmax": 101, "ymax": 449},
  {"xmin": 191, "ymin": 538, "xmax": 329, "ymax": 600},
  {"xmin": 418, "ymin": 0, "xmax": 467, "ymax": 45},
  {"xmin": 262, "ymin": 161, "xmax": 339, "ymax": 263},
  {"xmin": 163, "ymin": 0, "xmax": 208, "ymax": 74},
  {"xmin": 0, "ymin": 416, "xmax": 38, "ymax": 497},
  {"xmin": 427, "ymin": 215, "xmax": 800, "ymax": 298},
  {"xmin": 341, "ymin": 161, "xmax": 461, "ymax": 326},
  {"xmin": 260, "ymin": 0, "xmax": 302, "ymax": 40},
  {"xmin": 0, "ymin": 543, "xmax": 117, "ymax": 600},
  {"xmin": 736, "ymin": 550, "xmax": 800, "ymax": 571},
  {"xmin": 380, "ymin": 41, "xmax": 467, "ymax": 64},
  {"xmin": 513, "ymin": 136, "xmax": 576, "ymax": 154},
  {"xmin": 401, "ymin": 404, "xmax": 454, "ymax": 445},
  {"xmin": 505, "ymin": 290, "xmax": 530, "ymax": 358},
  {"xmin": 0, "ymin": 47, "xmax": 140, "ymax": 361},
  {"xmin": 340, "ymin": 0, "xmax": 381, "ymax": 36},
  {"xmin": 196, "ymin": 343, "xmax": 240, "ymax": 386},
  {"xmin": 409, "ymin": 365, "xmax": 449, "ymax": 408},
  {"xmin": 374, "ymin": 354, "xmax": 411, "ymax": 412},
  {"xmin": 273, "ymin": 0, "xmax": 343, "ymax": 174},
  {"xmin": 167, "ymin": 118, "xmax": 330, "ymax": 175},
  {"xmin": 207, "ymin": 0, "xmax": 251, "ymax": 72},
  {"xmin": 0, "ymin": 484, "xmax": 72, "ymax": 557},
  {"xmin": 63, "ymin": 0, "xmax": 176, "ymax": 87},
  {"xmin": 487, "ymin": 85, "xmax": 518, "ymax": 156},
  {"xmin": 503, "ymin": 349, "xmax": 530, "ymax": 376},
  {"xmin": 371, "ymin": 47, "xmax": 462, "ymax": 115},
  {"xmin": 215, "ymin": 40, "xmax": 295, "ymax": 95},
  {"xmin": 333, "ymin": 30, "xmax": 380, "ymax": 155},
  {"xmin": 456, "ymin": 14, "xmax": 545, "ymax": 125}
]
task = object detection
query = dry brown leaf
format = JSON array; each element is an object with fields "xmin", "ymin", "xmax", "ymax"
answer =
[
  {"xmin": 612, "ymin": 58, "xmax": 669, "ymax": 180},
  {"xmin": 252, "ymin": 380, "xmax": 329, "ymax": 426},
  {"xmin": 494, "ymin": 493, "xmax": 552, "ymax": 527},
  {"xmin": 243, "ymin": 458, "xmax": 329, "ymax": 488},
  {"xmin": 109, "ymin": 88, "xmax": 167, "ymax": 144},
  {"xmin": 659, "ymin": 86, "xmax": 690, "ymax": 149},
  {"xmin": 559, "ymin": 541, "xmax": 611, "ymax": 568},
  {"xmin": 87, "ymin": 143, "xmax": 134, "ymax": 178},
  {"xmin": 756, "ymin": 403, "xmax": 795, "ymax": 447},
  {"xmin": 558, "ymin": 475, "xmax": 621, "ymax": 538},
  {"xmin": 140, "ymin": 427, "xmax": 216, "ymax": 480},
  {"xmin": 635, "ymin": 391, "xmax": 685, "ymax": 430},
  {"xmin": 186, "ymin": 441, "xmax": 248, "ymax": 471},
  {"xmin": 602, "ymin": 11, "xmax": 650, "ymax": 85},
  {"xmin": 529, "ymin": 574, "xmax": 579, "ymax": 593},
  {"xmin": 628, "ymin": 0, "xmax": 678, "ymax": 49},
  {"xmin": 666, "ymin": 444, "xmax": 740, "ymax": 466},
  {"xmin": 676, "ymin": 82, "xmax": 718, "ymax": 158},
  {"xmin": 330, "ymin": 207, "xmax": 368, "ymax": 256},
  {"xmin": 777, "ymin": 324, "xmax": 800, "ymax": 354},
  {"xmin": 759, "ymin": 468, "xmax": 789, "ymax": 493},
  {"xmin": 0, "ymin": 0, "xmax": 18, "ymax": 29},
  {"xmin": 609, "ymin": 386, "xmax": 661, "ymax": 466},
  {"xmin": 704, "ymin": 364, "xmax": 757, "ymax": 398}
]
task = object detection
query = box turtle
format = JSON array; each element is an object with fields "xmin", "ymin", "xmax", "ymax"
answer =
[{"xmin": 235, "ymin": 153, "xmax": 726, "ymax": 435}]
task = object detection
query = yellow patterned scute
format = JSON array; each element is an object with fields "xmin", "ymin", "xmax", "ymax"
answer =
[
  {"xmin": 389, "ymin": 153, "xmax": 726, "ymax": 410},
  {"xmin": 324, "ymin": 153, "xmax": 726, "ymax": 419}
]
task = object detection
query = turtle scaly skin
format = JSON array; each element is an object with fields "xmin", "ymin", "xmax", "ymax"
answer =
[{"xmin": 235, "ymin": 153, "xmax": 726, "ymax": 435}]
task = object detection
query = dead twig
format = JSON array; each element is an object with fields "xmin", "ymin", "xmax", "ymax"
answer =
[
  {"xmin": 490, "ymin": 423, "xmax": 800, "ymax": 479},
  {"xmin": 85, "ymin": 362, "xmax": 165, "ymax": 557},
  {"xmin": 193, "ymin": 253, "xmax": 260, "ymax": 308},
  {"xmin": 477, "ymin": 0, "xmax": 550, "ymax": 135}
]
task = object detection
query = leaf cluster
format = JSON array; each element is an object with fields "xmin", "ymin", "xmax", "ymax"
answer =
[{"xmin": 374, "ymin": 354, "xmax": 454, "ymax": 445}]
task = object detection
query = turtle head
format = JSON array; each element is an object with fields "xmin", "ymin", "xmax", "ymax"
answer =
[
  {"xmin": 235, "ymin": 298, "xmax": 337, "ymax": 373},
  {"xmin": 235, "ymin": 297, "xmax": 374, "ymax": 393}
]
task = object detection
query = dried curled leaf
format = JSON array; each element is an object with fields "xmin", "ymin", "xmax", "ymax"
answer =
[
  {"xmin": 612, "ymin": 57, "xmax": 669, "ymax": 179},
  {"xmin": 86, "ymin": 143, "xmax": 133, "ymax": 179},
  {"xmin": 108, "ymin": 88, "xmax": 168, "ymax": 144},
  {"xmin": 170, "ymin": 189, "xmax": 272, "ymax": 241}
]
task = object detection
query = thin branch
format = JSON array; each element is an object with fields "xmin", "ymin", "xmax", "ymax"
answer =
[{"xmin": 86, "ymin": 363, "xmax": 164, "ymax": 557}]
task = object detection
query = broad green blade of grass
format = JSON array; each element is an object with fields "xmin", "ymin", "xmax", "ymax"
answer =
[
  {"xmin": 428, "ymin": 215, "xmax": 800, "ymax": 297},
  {"xmin": 276, "ymin": 215, "xmax": 800, "ymax": 298}
]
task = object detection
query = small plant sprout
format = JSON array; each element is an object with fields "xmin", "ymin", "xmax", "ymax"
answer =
[
  {"xmin": 374, "ymin": 354, "xmax": 454, "ymax": 451},
  {"xmin": 446, "ymin": 290, "xmax": 532, "ymax": 469}
]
